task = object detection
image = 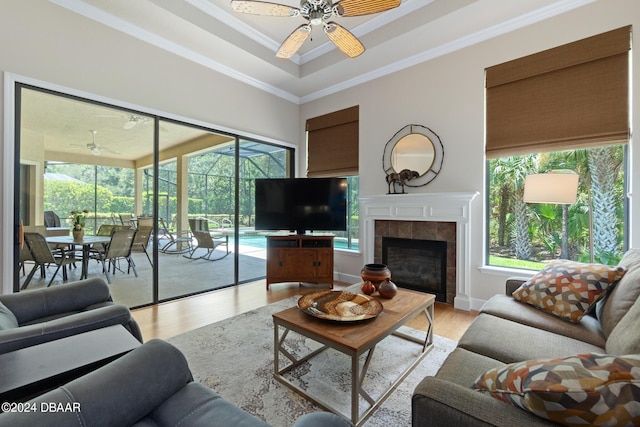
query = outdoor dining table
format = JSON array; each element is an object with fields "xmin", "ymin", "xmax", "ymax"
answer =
[{"xmin": 46, "ymin": 235, "xmax": 112, "ymax": 280}]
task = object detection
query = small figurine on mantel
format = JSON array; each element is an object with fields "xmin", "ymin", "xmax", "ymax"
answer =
[{"xmin": 385, "ymin": 169, "xmax": 419, "ymax": 194}]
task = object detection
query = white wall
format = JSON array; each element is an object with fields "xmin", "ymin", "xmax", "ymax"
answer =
[
  {"xmin": 0, "ymin": 0, "xmax": 301, "ymax": 294},
  {"xmin": 301, "ymin": 0, "xmax": 640, "ymax": 309},
  {"xmin": 3, "ymin": 1, "xmax": 639, "ymax": 306}
]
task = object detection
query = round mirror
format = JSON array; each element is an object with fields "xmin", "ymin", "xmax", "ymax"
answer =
[
  {"xmin": 382, "ymin": 124, "xmax": 444, "ymax": 192},
  {"xmin": 392, "ymin": 133, "xmax": 435, "ymax": 176}
]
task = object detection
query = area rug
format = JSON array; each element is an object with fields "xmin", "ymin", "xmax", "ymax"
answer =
[{"xmin": 167, "ymin": 297, "xmax": 457, "ymax": 426}]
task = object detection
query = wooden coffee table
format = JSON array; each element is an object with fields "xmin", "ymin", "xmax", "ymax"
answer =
[{"xmin": 272, "ymin": 287, "xmax": 435, "ymax": 426}]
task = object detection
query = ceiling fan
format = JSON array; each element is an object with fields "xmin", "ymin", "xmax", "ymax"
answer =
[
  {"xmin": 95, "ymin": 113, "xmax": 150, "ymax": 130},
  {"xmin": 70, "ymin": 130, "xmax": 120, "ymax": 156},
  {"xmin": 230, "ymin": 0, "xmax": 401, "ymax": 58},
  {"xmin": 123, "ymin": 115, "xmax": 150, "ymax": 130}
]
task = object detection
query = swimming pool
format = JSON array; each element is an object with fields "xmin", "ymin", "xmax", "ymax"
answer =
[{"xmin": 232, "ymin": 234, "xmax": 359, "ymax": 251}]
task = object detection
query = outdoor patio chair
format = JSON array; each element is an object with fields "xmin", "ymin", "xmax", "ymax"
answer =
[
  {"xmin": 90, "ymin": 228, "xmax": 138, "ymax": 284},
  {"xmin": 44, "ymin": 210, "xmax": 61, "ymax": 227},
  {"xmin": 22, "ymin": 232, "xmax": 77, "ymax": 289},
  {"xmin": 101, "ymin": 224, "xmax": 130, "ymax": 235},
  {"xmin": 119, "ymin": 213, "xmax": 133, "ymax": 227},
  {"xmin": 183, "ymin": 218, "xmax": 229, "ymax": 261},
  {"xmin": 158, "ymin": 217, "xmax": 192, "ymax": 254},
  {"xmin": 19, "ymin": 240, "xmax": 34, "ymax": 277},
  {"xmin": 131, "ymin": 218, "xmax": 153, "ymax": 266},
  {"xmin": 19, "ymin": 225, "xmax": 47, "ymax": 277},
  {"xmin": 89, "ymin": 224, "xmax": 128, "ymax": 258},
  {"xmin": 97, "ymin": 224, "xmax": 116, "ymax": 236},
  {"xmin": 157, "ymin": 217, "xmax": 173, "ymax": 240}
]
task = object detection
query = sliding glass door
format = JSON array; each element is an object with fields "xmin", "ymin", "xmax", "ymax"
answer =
[
  {"xmin": 156, "ymin": 120, "xmax": 238, "ymax": 299},
  {"xmin": 154, "ymin": 122, "xmax": 294, "ymax": 300},
  {"xmin": 236, "ymin": 139, "xmax": 290, "ymax": 283},
  {"xmin": 14, "ymin": 84, "xmax": 294, "ymax": 308}
]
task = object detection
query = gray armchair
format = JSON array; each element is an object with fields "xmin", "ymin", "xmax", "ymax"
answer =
[
  {"xmin": 0, "ymin": 339, "xmax": 353, "ymax": 427},
  {"xmin": 0, "ymin": 278, "xmax": 142, "ymax": 354}
]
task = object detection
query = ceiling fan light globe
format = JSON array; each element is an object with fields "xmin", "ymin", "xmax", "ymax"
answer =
[{"xmin": 309, "ymin": 10, "xmax": 323, "ymax": 25}]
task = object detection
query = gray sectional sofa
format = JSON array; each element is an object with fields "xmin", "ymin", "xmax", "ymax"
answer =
[
  {"xmin": 0, "ymin": 277, "xmax": 142, "ymax": 354},
  {"xmin": 412, "ymin": 249, "xmax": 640, "ymax": 426},
  {"xmin": 0, "ymin": 279, "xmax": 352, "ymax": 426},
  {"xmin": 0, "ymin": 339, "xmax": 353, "ymax": 427}
]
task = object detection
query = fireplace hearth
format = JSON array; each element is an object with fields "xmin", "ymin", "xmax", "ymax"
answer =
[{"xmin": 383, "ymin": 237, "xmax": 447, "ymax": 302}]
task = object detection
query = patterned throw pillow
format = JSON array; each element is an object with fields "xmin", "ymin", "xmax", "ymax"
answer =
[
  {"xmin": 472, "ymin": 353, "xmax": 640, "ymax": 427},
  {"xmin": 512, "ymin": 260, "xmax": 626, "ymax": 322}
]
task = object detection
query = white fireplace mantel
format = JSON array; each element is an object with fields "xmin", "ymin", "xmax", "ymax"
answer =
[{"xmin": 360, "ymin": 192, "xmax": 479, "ymax": 310}]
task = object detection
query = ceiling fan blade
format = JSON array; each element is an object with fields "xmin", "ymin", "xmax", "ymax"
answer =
[
  {"xmin": 324, "ymin": 22, "xmax": 364, "ymax": 58},
  {"xmin": 230, "ymin": 0, "xmax": 299, "ymax": 17},
  {"xmin": 335, "ymin": 0, "xmax": 401, "ymax": 17},
  {"xmin": 276, "ymin": 25, "xmax": 311, "ymax": 58}
]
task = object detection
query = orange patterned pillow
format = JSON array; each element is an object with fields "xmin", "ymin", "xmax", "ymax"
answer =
[
  {"xmin": 512, "ymin": 260, "xmax": 626, "ymax": 322},
  {"xmin": 472, "ymin": 353, "xmax": 640, "ymax": 427}
]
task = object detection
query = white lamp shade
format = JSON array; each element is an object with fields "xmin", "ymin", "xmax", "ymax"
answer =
[{"xmin": 523, "ymin": 173, "xmax": 579, "ymax": 204}]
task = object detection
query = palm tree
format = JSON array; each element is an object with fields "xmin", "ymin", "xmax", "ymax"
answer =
[
  {"xmin": 588, "ymin": 146, "xmax": 623, "ymax": 261},
  {"xmin": 490, "ymin": 155, "xmax": 538, "ymax": 260},
  {"xmin": 488, "ymin": 161, "xmax": 511, "ymax": 246}
]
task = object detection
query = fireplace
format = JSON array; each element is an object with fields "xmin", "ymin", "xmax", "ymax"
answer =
[
  {"xmin": 360, "ymin": 192, "xmax": 478, "ymax": 310},
  {"xmin": 382, "ymin": 237, "xmax": 447, "ymax": 301},
  {"xmin": 374, "ymin": 219, "xmax": 456, "ymax": 304}
]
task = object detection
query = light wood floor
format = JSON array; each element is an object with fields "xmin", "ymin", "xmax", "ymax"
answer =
[{"xmin": 131, "ymin": 281, "xmax": 478, "ymax": 342}]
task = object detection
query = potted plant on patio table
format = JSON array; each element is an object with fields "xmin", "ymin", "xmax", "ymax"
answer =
[{"xmin": 70, "ymin": 209, "xmax": 89, "ymax": 241}]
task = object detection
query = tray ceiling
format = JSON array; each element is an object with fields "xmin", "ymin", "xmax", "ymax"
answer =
[{"xmin": 50, "ymin": 0, "xmax": 596, "ymax": 103}]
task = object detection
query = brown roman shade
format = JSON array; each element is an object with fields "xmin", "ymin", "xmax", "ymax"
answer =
[
  {"xmin": 306, "ymin": 105, "xmax": 359, "ymax": 177},
  {"xmin": 486, "ymin": 26, "xmax": 631, "ymax": 158}
]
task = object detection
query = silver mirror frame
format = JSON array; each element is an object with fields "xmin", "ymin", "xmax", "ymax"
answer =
[{"xmin": 382, "ymin": 124, "xmax": 444, "ymax": 188}]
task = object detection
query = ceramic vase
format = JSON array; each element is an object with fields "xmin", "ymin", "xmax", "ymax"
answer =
[
  {"xmin": 378, "ymin": 278, "xmax": 398, "ymax": 299},
  {"xmin": 72, "ymin": 228, "xmax": 84, "ymax": 242},
  {"xmin": 361, "ymin": 263, "xmax": 391, "ymax": 289},
  {"xmin": 360, "ymin": 281, "xmax": 376, "ymax": 295}
]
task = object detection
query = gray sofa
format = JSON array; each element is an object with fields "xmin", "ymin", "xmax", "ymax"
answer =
[
  {"xmin": 0, "ymin": 278, "xmax": 142, "ymax": 354},
  {"xmin": 412, "ymin": 249, "xmax": 640, "ymax": 426},
  {"xmin": 0, "ymin": 339, "xmax": 353, "ymax": 427}
]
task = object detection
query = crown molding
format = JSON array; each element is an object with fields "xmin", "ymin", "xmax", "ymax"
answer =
[
  {"xmin": 49, "ymin": 0, "xmax": 301, "ymax": 103},
  {"xmin": 301, "ymin": 0, "xmax": 597, "ymax": 103},
  {"xmin": 49, "ymin": 0, "xmax": 596, "ymax": 105},
  {"xmin": 184, "ymin": 0, "xmax": 283, "ymax": 53}
]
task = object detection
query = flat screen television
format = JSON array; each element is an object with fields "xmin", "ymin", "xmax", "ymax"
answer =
[{"xmin": 254, "ymin": 178, "xmax": 347, "ymax": 235}]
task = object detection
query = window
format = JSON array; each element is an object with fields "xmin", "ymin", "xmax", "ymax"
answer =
[
  {"xmin": 485, "ymin": 27, "xmax": 630, "ymax": 269},
  {"xmin": 334, "ymin": 175, "xmax": 359, "ymax": 251},
  {"xmin": 306, "ymin": 106, "xmax": 360, "ymax": 251},
  {"xmin": 487, "ymin": 146, "xmax": 626, "ymax": 269}
]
